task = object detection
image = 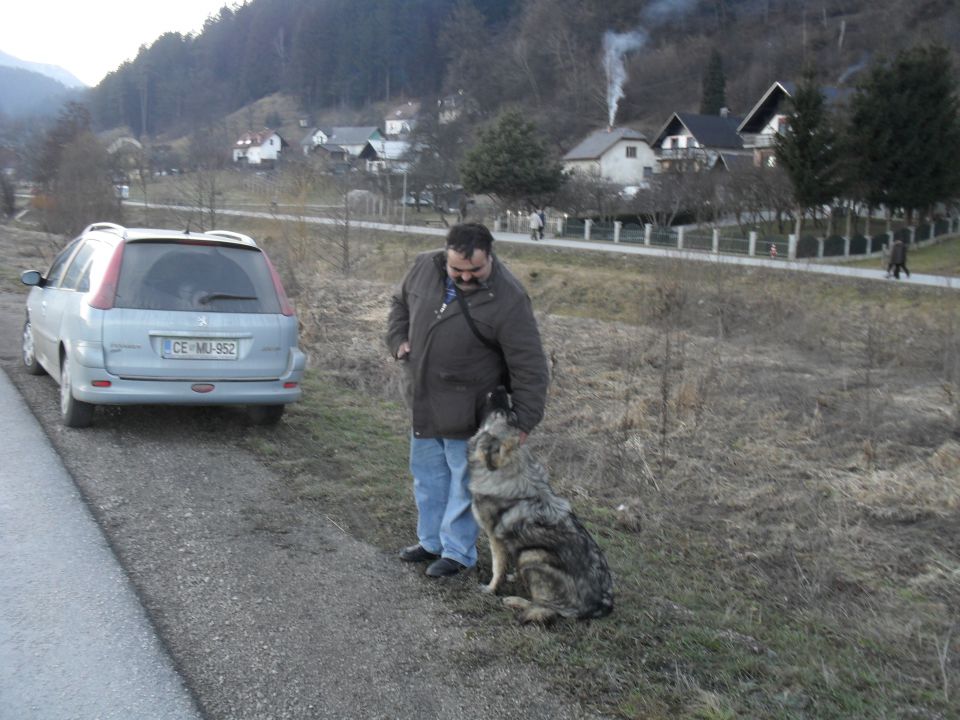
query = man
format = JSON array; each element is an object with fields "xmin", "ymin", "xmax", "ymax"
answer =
[
  {"xmin": 528, "ymin": 209, "xmax": 543, "ymax": 241},
  {"xmin": 386, "ymin": 223, "xmax": 550, "ymax": 577},
  {"xmin": 887, "ymin": 237, "xmax": 910, "ymax": 280}
]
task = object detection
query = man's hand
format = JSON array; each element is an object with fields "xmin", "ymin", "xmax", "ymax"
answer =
[
  {"xmin": 396, "ymin": 340, "xmax": 411, "ymax": 360},
  {"xmin": 519, "ymin": 431, "xmax": 528, "ymax": 445}
]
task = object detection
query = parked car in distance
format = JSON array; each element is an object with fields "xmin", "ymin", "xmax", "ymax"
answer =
[
  {"xmin": 401, "ymin": 191, "xmax": 433, "ymax": 207},
  {"xmin": 21, "ymin": 222, "xmax": 306, "ymax": 427}
]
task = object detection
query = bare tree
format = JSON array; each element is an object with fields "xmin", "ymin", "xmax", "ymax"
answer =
[{"xmin": 49, "ymin": 131, "xmax": 121, "ymax": 235}]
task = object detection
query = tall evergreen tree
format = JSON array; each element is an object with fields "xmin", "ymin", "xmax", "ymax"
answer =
[
  {"xmin": 847, "ymin": 45, "xmax": 960, "ymax": 219},
  {"xmin": 775, "ymin": 70, "xmax": 840, "ymax": 235},
  {"xmin": 459, "ymin": 109, "xmax": 564, "ymax": 207},
  {"xmin": 700, "ymin": 49, "xmax": 726, "ymax": 115}
]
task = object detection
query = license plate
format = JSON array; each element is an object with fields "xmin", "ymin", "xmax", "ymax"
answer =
[{"xmin": 162, "ymin": 338, "xmax": 238, "ymax": 360}]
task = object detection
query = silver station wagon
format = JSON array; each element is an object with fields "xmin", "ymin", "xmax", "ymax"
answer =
[{"xmin": 21, "ymin": 222, "xmax": 306, "ymax": 427}]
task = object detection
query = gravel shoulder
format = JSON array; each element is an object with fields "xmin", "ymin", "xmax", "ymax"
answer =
[{"xmin": 0, "ymin": 290, "xmax": 600, "ymax": 720}]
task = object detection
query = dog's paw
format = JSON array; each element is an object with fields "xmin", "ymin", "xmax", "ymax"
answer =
[
  {"xmin": 501, "ymin": 595, "xmax": 531, "ymax": 610},
  {"xmin": 478, "ymin": 582, "xmax": 497, "ymax": 594}
]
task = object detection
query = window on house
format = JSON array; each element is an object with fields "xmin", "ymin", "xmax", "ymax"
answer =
[
  {"xmin": 767, "ymin": 155, "xmax": 777, "ymax": 168},
  {"xmin": 626, "ymin": 146, "xmax": 637, "ymax": 158},
  {"xmin": 643, "ymin": 166, "xmax": 653, "ymax": 178}
]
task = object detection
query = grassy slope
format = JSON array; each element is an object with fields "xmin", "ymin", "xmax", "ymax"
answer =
[
  {"xmin": 5, "ymin": 217, "xmax": 957, "ymax": 719},
  {"xmin": 242, "ymin": 229, "xmax": 960, "ymax": 719}
]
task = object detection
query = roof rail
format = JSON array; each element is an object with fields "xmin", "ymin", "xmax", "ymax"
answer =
[
  {"xmin": 204, "ymin": 230, "xmax": 257, "ymax": 246},
  {"xmin": 83, "ymin": 222, "xmax": 127, "ymax": 238}
]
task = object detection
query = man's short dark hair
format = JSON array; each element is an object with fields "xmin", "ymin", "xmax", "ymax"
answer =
[{"xmin": 446, "ymin": 222, "xmax": 494, "ymax": 257}]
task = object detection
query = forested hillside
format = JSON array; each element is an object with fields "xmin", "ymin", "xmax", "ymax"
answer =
[{"xmin": 89, "ymin": 0, "xmax": 959, "ymax": 147}]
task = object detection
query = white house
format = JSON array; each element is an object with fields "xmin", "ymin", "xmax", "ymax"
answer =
[
  {"xmin": 324, "ymin": 127, "xmax": 384, "ymax": 157},
  {"xmin": 737, "ymin": 81, "xmax": 851, "ymax": 168},
  {"xmin": 652, "ymin": 111, "xmax": 746, "ymax": 172},
  {"xmin": 385, "ymin": 101, "xmax": 420, "ymax": 136},
  {"xmin": 358, "ymin": 140, "xmax": 412, "ymax": 173},
  {"xmin": 233, "ymin": 129, "xmax": 286, "ymax": 165},
  {"xmin": 300, "ymin": 127, "xmax": 331, "ymax": 156},
  {"xmin": 562, "ymin": 127, "xmax": 657, "ymax": 186}
]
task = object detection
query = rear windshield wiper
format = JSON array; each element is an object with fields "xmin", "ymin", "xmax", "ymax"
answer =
[{"xmin": 197, "ymin": 292, "xmax": 258, "ymax": 304}]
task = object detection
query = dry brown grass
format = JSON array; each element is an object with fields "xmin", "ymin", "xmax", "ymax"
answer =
[{"xmin": 5, "ymin": 217, "xmax": 958, "ymax": 718}]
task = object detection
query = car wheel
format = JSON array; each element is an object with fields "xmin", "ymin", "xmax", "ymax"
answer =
[
  {"xmin": 22, "ymin": 320, "xmax": 46, "ymax": 376},
  {"xmin": 60, "ymin": 353, "xmax": 94, "ymax": 428},
  {"xmin": 248, "ymin": 404, "xmax": 285, "ymax": 426}
]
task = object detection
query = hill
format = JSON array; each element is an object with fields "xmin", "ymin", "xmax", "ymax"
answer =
[
  {"xmin": 85, "ymin": 0, "xmax": 960, "ymax": 148},
  {"xmin": 0, "ymin": 65, "xmax": 80, "ymax": 119},
  {"xmin": 0, "ymin": 49, "xmax": 86, "ymax": 89}
]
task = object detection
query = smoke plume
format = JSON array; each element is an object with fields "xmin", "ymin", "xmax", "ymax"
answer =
[
  {"xmin": 602, "ymin": 0, "xmax": 697, "ymax": 126},
  {"xmin": 603, "ymin": 29, "xmax": 647, "ymax": 127}
]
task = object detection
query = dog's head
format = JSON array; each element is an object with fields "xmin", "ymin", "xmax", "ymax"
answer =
[{"xmin": 470, "ymin": 387, "xmax": 521, "ymax": 472}]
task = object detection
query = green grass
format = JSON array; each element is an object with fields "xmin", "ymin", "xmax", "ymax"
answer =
[{"xmin": 844, "ymin": 234, "xmax": 960, "ymax": 275}]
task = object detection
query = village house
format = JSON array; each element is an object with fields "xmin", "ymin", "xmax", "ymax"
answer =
[
  {"xmin": 562, "ymin": 127, "xmax": 657, "ymax": 187},
  {"xmin": 300, "ymin": 126, "xmax": 384, "ymax": 158},
  {"xmin": 233, "ymin": 128, "xmax": 287, "ymax": 165},
  {"xmin": 652, "ymin": 111, "xmax": 747, "ymax": 172},
  {"xmin": 384, "ymin": 101, "xmax": 420, "ymax": 137},
  {"xmin": 358, "ymin": 139, "xmax": 412, "ymax": 173},
  {"xmin": 737, "ymin": 81, "xmax": 852, "ymax": 168}
]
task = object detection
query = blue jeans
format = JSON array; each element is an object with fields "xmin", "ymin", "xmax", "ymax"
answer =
[{"xmin": 409, "ymin": 435, "xmax": 479, "ymax": 568}]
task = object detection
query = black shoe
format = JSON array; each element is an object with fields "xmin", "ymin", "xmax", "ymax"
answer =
[
  {"xmin": 399, "ymin": 544, "xmax": 440, "ymax": 563},
  {"xmin": 425, "ymin": 557, "xmax": 466, "ymax": 577}
]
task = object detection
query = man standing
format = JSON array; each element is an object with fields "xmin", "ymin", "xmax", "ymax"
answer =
[
  {"xmin": 528, "ymin": 209, "xmax": 543, "ymax": 241},
  {"xmin": 386, "ymin": 223, "xmax": 550, "ymax": 577},
  {"xmin": 887, "ymin": 237, "xmax": 911, "ymax": 279}
]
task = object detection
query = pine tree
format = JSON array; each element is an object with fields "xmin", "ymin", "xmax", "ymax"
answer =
[
  {"xmin": 775, "ymin": 70, "xmax": 840, "ymax": 235},
  {"xmin": 700, "ymin": 49, "xmax": 726, "ymax": 115},
  {"xmin": 847, "ymin": 45, "xmax": 960, "ymax": 218},
  {"xmin": 459, "ymin": 109, "xmax": 564, "ymax": 207}
]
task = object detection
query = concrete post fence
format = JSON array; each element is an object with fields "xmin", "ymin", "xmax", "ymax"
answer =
[
  {"xmin": 788, "ymin": 234, "xmax": 797, "ymax": 260},
  {"xmin": 712, "ymin": 228, "xmax": 720, "ymax": 253},
  {"xmin": 749, "ymin": 231, "xmax": 757, "ymax": 256},
  {"xmin": 613, "ymin": 221, "xmax": 622, "ymax": 243},
  {"xmin": 584, "ymin": 219, "xmax": 592, "ymax": 241},
  {"xmin": 644, "ymin": 224, "xmax": 652, "ymax": 246},
  {"xmin": 677, "ymin": 226, "xmax": 685, "ymax": 250}
]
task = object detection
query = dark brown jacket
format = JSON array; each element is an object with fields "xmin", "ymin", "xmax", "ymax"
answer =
[{"xmin": 386, "ymin": 250, "xmax": 549, "ymax": 439}]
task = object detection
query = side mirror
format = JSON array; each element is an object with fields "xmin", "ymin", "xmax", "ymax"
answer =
[{"xmin": 21, "ymin": 270, "xmax": 44, "ymax": 287}]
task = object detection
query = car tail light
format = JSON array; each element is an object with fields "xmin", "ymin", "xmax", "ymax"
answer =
[
  {"xmin": 262, "ymin": 252, "xmax": 295, "ymax": 317},
  {"xmin": 89, "ymin": 243, "xmax": 126, "ymax": 310},
  {"xmin": 191, "ymin": 384, "xmax": 215, "ymax": 393},
  {"xmin": 283, "ymin": 382, "xmax": 298, "ymax": 389},
  {"xmin": 92, "ymin": 380, "xmax": 111, "ymax": 387}
]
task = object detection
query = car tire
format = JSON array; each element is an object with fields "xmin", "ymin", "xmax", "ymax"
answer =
[
  {"xmin": 248, "ymin": 404, "xmax": 285, "ymax": 426},
  {"xmin": 22, "ymin": 319, "xmax": 46, "ymax": 376},
  {"xmin": 60, "ymin": 352, "xmax": 94, "ymax": 428}
]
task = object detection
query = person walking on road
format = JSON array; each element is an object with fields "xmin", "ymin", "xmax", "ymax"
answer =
[
  {"xmin": 528, "ymin": 209, "xmax": 543, "ymax": 241},
  {"xmin": 887, "ymin": 237, "xmax": 911, "ymax": 279},
  {"xmin": 537, "ymin": 207, "xmax": 546, "ymax": 240},
  {"xmin": 386, "ymin": 222, "xmax": 550, "ymax": 577}
]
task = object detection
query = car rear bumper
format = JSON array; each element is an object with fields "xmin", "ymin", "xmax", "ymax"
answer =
[{"xmin": 70, "ymin": 363, "xmax": 304, "ymax": 406}]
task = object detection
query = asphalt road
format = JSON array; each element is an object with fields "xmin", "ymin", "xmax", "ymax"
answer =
[{"xmin": 0, "ymin": 291, "xmax": 602, "ymax": 720}]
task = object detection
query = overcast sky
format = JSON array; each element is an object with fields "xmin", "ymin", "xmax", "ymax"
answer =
[{"xmin": 1, "ymin": 1, "xmax": 233, "ymax": 87}]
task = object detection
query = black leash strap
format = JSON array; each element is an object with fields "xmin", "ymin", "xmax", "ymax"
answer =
[{"xmin": 453, "ymin": 286, "xmax": 511, "ymax": 392}]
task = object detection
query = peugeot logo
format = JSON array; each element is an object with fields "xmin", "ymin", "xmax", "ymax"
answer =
[{"xmin": 197, "ymin": 315, "xmax": 209, "ymax": 327}]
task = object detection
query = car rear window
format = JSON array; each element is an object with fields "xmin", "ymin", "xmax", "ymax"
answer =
[{"xmin": 113, "ymin": 242, "xmax": 281, "ymax": 313}]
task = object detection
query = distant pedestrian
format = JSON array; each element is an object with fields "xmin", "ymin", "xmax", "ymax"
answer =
[
  {"xmin": 528, "ymin": 209, "xmax": 543, "ymax": 241},
  {"xmin": 769, "ymin": 242, "xmax": 778, "ymax": 259},
  {"xmin": 887, "ymin": 238, "xmax": 910, "ymax": 279},
  {"xmin": 537, "ymin": 207, "xmax": 546, "ymax": 240}
]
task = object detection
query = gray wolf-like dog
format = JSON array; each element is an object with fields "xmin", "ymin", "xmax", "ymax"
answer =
[{"xmin": 468, "ymin": 389, "xmax": 614, "ymax": 624}]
